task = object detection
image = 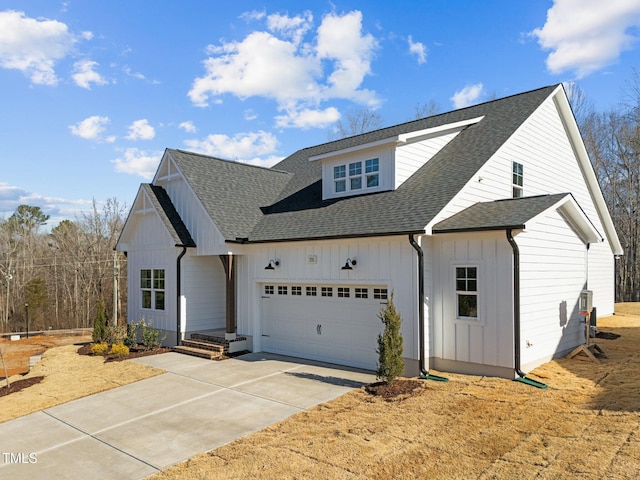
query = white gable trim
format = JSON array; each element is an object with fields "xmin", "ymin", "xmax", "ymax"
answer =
[
  {"xmin": 308, "ymin": 116, "xmax": 484, "ymax": 162},
  {"xmin": 552, "ymin": 85, "xmax": 623, "ymax": 255}
]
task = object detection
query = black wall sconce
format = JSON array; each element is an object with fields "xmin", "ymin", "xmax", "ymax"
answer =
[
  {"xmin": 341, "ymin": 258, "xmax": 357, "ymax": 270},
  {"xmin": 265, "ymin": 259, "xmax": 280, "ymax": 270}
]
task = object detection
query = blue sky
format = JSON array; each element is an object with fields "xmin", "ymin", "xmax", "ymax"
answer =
[{"xmin": 1, "ymin": 0, "xmax": 640, "ymax": 227}]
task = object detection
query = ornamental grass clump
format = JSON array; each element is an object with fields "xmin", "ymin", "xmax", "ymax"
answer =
[{"xmin": 376, "ymin": 292, "xmax": 404, "ymax": 385}]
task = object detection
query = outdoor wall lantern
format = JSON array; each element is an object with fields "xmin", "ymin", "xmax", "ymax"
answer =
[
  {"xmin": 265, "ymin": 259, "xmax": 280, "ymax": 270},
  {"xmin": 341, "ymin": 258, "xmax": 357, "ymax": 270}
]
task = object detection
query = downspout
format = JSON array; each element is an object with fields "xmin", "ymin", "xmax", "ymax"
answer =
[
  {"xmin": 409, "ymin": 234, "xmax": 448, "ymax": 382},
  {"xmin": 176, "ymin": 246, "xmax": 187, "ymax": 346},
  {"xmin": 506, "ymin": 229, "xmax": 547, "ymax": 389}
]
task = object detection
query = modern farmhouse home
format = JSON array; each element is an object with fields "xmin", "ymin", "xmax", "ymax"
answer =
[{"xmin": 115, "ymin": 84, "xmax": 622, "ymax": 379}]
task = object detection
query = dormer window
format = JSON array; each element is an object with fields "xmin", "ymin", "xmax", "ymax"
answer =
[{"xmin": 333, "ymin": 158, "xmax": 380, "ymax": 194}]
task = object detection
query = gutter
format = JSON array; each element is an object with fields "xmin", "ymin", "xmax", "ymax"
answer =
[
  {"xmin": 409, "ymin": 234, "xmax": 448, "ymax": 382},
  {"xmin": 506, "ymin": 229, "xmax": 547, "ymax": 389},
  {"xmin": 176, "ymin": 246, "xmax": 188, "ymax": 346}
]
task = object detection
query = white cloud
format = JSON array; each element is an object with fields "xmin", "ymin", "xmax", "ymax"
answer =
[
  {"xmin": 408, "ymin": 35, "xmax": 427, "ymax": 64},
  {"xmin": 0, "ymin": 10, "xmax": 85, "ymax": 85},
  {"xmin": 69, "ymin": 115, "xmax": 111, "ymax": 140},
  {"xmin": 112, "ymin": 148, "xmax": 161, "ymax": 179},
  {"xmin": 188, "ymin": 10, "xmax": 380, "ymax": 128},
  {"xmin": 450, "ymin": 83, "xmax": 484, "ymax": 109},
  {"xmin": 531, "ymin": 0, "xmax": 640, "ymax": 78},
  {"xmin": 275, "ymin": 106, "xmax": 340, "ymax": 129},
  {"xmin": 178, "ymin": 121, "xmax": 196, "ymax": 133},
  {"xmin": 184, "ymin": 130, "xmax": 278, "ymax": 163},
  {"xmin": 126, "ymin": 119, "xmax": 155, "ymax": 141},
  {"xmin": 72, "ymin": 60, "xmax": 107, "ymax": 89},
  {"xmin": 0, "ymin": 181, "xmax": 92, "ymax": 222}
]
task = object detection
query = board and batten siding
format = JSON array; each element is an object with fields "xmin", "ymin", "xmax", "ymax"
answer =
[
  {"xmin": 429, "ymin": 92, "xmax": 615, "ymax": 315},
  {"xmin": 123, "ymin": 210, "xmax": 178, "ymax": 344},
  {"xmin": 516, "ymin": 208, "xmax": 587, "ymax": 371},
  {"xmin": 180, "ymin": 254, "xmax": 227, "ymax": 334},
  {"xmin": 431, "ymin": 232, "xmax": 514, "ymax": 376},
  {"xmin": 235, "ymin": 236, "xmax": 422, "ymax": 363}
]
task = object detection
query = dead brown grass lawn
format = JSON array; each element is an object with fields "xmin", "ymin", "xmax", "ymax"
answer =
[
  {"xmin": 151, "ymin": 306, "xmax": 640, "ymax": 480},
  {"xmin": 0, "ymin": 337, "xmax": 163, "ymax": 423}
]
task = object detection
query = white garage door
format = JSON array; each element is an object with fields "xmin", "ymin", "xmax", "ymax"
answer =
[{"xmin": 260, "ymin": 284, "xmax": 388, "ymax": 370}]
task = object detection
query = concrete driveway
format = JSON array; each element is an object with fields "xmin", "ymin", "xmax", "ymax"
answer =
[{"xmin": 0, "ymin": 352, "xmax": 375, "ymax": 479}]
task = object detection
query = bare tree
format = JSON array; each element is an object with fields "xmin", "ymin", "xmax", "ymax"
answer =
[
  {"xmin": 413, "ymin": 99, "xmax": 440, "ymax": 120},
  {"xmin": 328, "ymin": 108, "xmax": 383, "ymax": 140}
]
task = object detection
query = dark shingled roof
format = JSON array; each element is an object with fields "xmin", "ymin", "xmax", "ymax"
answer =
[
  {"xmin": 167, "ymin": 149, "xmax": 291, "ymax": 241},
  {"xmin": 432, "ymin": 194, "xmax": 570, "ymax": 233},
  {"xmin": 143, "ymin": 184, "xmax": 196, "ymax": 247},
  {"xmin": 165, "ymin": 85, "xmax": 560, "ymax": 243}
]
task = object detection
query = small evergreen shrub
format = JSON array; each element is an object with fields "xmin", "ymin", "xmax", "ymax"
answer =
[
  {"xmin": 140, "ymin": 319, "xmax": 166, "ymax": 350},
  {"xmin": 92, "ymin": 299, "xmax": 108, "ymax": 344},
  {"xmin": 106, "ymin": 324, "xmax": 127, "ymax": 346},
  {"xmin": 91, "ymin": 342, "xmax": 109, "ymax": 356},
  {"xmin": 376, "ymin": 292, "xmax": 405, "ymax": 385},
  {"xmin": 124, "ymin": 322, "xmax": 140, "ymax": 347},
  {"xmin": 110, "ymin": 343, "xmax": 130, "ymax": 358}
]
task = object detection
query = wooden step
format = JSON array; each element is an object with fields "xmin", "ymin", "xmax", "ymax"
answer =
[
  {"xmin": 181, "ymin": 339, "xmax": 225, "ymax": 353},
  {"xmin": 173, "ymin": 345, "xmax": 223, "ymax": 360}
]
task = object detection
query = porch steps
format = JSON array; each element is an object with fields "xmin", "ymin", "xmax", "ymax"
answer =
[{"xmin": 173, "ymin": 339, "xmax": 225, "ymax": 360}]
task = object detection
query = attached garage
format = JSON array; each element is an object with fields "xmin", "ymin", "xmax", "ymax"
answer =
[{"xmin": 260, "ymin": 284, "xmax": 389, "ymax": 370}]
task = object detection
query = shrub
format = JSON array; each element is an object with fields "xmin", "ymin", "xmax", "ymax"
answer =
[
  {"xmin": 92, "ymin": 299, "xmax": 108, "ymax": 344},
  {"xmin": 124, "ymin": 322, "xmax": 140, "ymax": 347},
  {"xmin": 376, "ymin": 292, "xmax": 405, "ymax": 385},
  {"xmin": 140, "ymin": 319, "xmax": 166, "ymax": 350},
  {"xmin": 110, "ymin": 343, "xmax": 130, "ymax": 358},
  {"xmin": 91, "ymin": 342, "xmax": 109, "ymax": 356},
  {"xmin": 106, "ymin": 324, "xmax": 127, "ymax": 346}
]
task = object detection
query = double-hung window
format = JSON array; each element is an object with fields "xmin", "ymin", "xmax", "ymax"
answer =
[
  {"xmin": 455, "ymin": 266, "xmax": 477, "ymax": 319},
  {"xmin": 349, "ymin": 162, "xmax": 362, "ymax": 190},
  {"xmin": 365, "ymin": 158, "xmax": 379, "ymax": 187},
  {"xmin": 512, "ymin": 162, "xmax": 523, "ymax": 198},
  {"xmin": 334, "ymin": 165, "xmax": 346, "ymax": 193},
  {"xmin": 141, "ymin": 269, "xmax": 165, "ymax": 310}
]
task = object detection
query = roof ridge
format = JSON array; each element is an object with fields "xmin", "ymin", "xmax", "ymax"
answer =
[{"xmin": 170, "ymin": 148, "xmax": 290, "ymax": 175}]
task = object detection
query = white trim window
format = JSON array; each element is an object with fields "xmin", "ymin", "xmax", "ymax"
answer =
[
  {"xmin": 455, "ymin": 266, "xmax": 478, "ymax": 319},
  {"xmin": 333, "ymin": 158, "xmax": 380, "ymax": 194},
  {"xmin": 141, "ymin": 268, "xmax": 165, "ymax": 310},
  {"xmin": 512, "ymin": 161, "xmax": 523, "ymax": 198}
]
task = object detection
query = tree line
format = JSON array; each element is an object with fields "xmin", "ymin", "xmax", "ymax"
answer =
[{"xmin": 0, "ymin": 200, "xmax": 127, "ymax": 333}]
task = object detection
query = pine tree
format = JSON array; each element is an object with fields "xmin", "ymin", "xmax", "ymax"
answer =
[
  {"xmin": 376, "ymin": 292, "xmax": 404, "ymax": 385},
  {"xmin": 92, "ymin": 298, "xmax": 108, "ymax": 344}
]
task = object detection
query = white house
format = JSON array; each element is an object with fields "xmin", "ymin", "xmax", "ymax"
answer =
[{"xmin": 115, "ymin": 84, "xmax": 622, "ymax": 379}]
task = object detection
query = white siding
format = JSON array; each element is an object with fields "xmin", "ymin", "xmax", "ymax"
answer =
[
  {"xmin": 235, "ymin": 236, "xmax": 422, "ymax": 362},
  {"xmin": 517, "ymin": 208, "xmax": 587, "ymax": 370},
  {"xmin": 431, "ymin": 94, "xmax": 615, "ymax": 314},
  {"xmin": 123, "ymin": 210, "xmax": 178, "ymax": 342},
  {"xmin": 432, "ymin": 232, "xmax": 514, "ymax": 371},
  {"xmin": 181, "ymin": 254, "xmax": 226, "ymax": 333},
  {"xmin": 321, "ymin": 146, "xmax": 394, "ymax": 200},
  {"xmin": 395, "ymin": 130, "xmax": 460, "ymax": 188}
]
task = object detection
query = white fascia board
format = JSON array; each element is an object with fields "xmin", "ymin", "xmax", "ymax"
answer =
[
  {"xmin": 552, "ymin": 86, "xmax": 623, "ymax": 255},
  {"xmin": 308, "ymin": 116, "xmax": 485, "ymax": 162},
  {"xmin": 396, "ymin": 116, "xmax": 485, "ymax": 145},
  {"xmin": 308, "ymin": 137, "xmax": 398, "ymax": 162},
  {"xmin": 115, "ymin": 184, "xmax": 148, "ymax": 250}
]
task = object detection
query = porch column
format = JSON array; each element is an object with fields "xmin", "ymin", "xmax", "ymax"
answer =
[{"xmin": 219, "ymin": 254, "xmax": 237, "ymax": 340}]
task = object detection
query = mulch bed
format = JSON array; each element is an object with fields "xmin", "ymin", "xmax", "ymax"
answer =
[
  {"xmin": 0, "ymin": 376, "xmax": 44, "ymax": 398},
  {"xmin": 365, "ymin": 379, "xmax": 425, "ymax": 401},
  {"xmin": 77, "ymin": 343, "xmax": 171, "ymax": 362}
]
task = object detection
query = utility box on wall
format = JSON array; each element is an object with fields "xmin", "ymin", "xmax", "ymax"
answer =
[{"xmin": 579, "ymin": 289, "xmax": 593, "ymax": 314}]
